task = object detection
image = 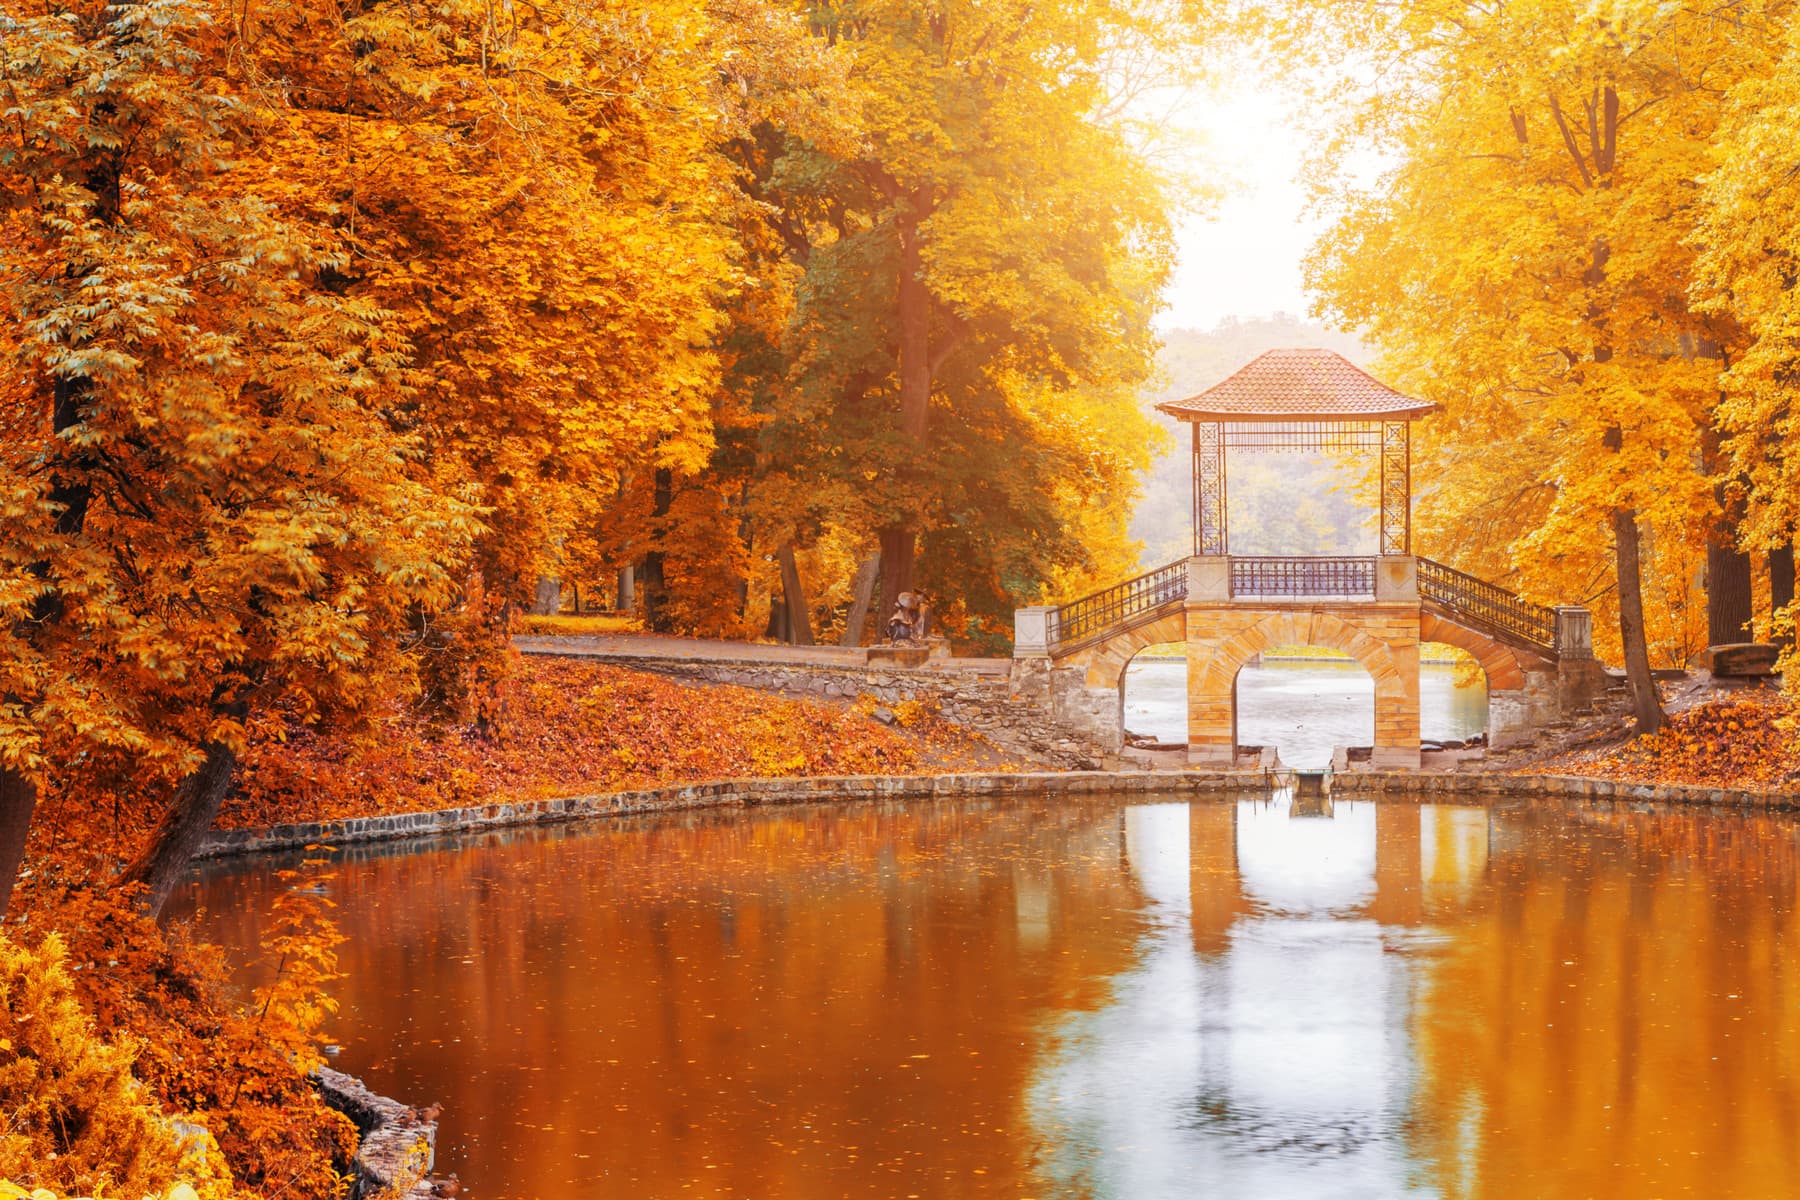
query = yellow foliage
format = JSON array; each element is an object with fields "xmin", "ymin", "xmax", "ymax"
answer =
[
  {"xmin": 242, "ymin": 860, "xmax": 343, "ymax": 1083},
  {"xmin": 0, "ymin": 937, "xmax": 232, "ymax": 1199},
  {"xmin": 0, "ymin": 1184, "xmax": 201, "ymax": 1200},
  {"xmin": 515, "ymin": 614, "xmax": 644, "ymax": 637},
  {"xmin": 1294, "ymin": 0, "xmax": 1788, "ymax": 684}
]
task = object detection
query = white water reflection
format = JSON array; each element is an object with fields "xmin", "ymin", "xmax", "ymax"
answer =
[
  {"xmin": 1028, "ymin": 795, "xmax": 1435, "ymax": 1200},
  {"xmin": 1122, "ymin": 659, "xmax": 1488, "ymax": 767}
]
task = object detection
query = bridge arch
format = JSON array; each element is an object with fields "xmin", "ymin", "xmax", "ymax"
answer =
[
  {"xmin": 1419, "ymin": 611, "xmax": 1538, "ymax": 692},
  {"xmin": 1192, "ymin": 610, "xmax": 1404, "ymax": 698},
  {"xmin": 1188, "ymin": 609, "xmax": 1415, "ymax": 767},
  {"xmin": 1078, "ymin": 610, "xmax": 1188, "ymax": 690}
]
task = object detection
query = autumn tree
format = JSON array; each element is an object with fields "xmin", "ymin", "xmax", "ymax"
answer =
[
  {"xmin": 1295, "ymin": 0, "xmax": 1792, "ymax": 732},
  {"xmin": 0, "ymin": 0, "xmax": 479, "ymax": 914},
  {"xmin": 670, "ymin": 0, "xmax": 1195, "ymax": 644},
  {"xmin": 1694, "ymin": 7, "xmax": 1800, "ymax": 653}
]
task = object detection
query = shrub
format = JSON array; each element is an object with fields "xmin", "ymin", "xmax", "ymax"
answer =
[{"xmin": 0, "ymin": 935, "xmax": 227, "ymax": 1197}]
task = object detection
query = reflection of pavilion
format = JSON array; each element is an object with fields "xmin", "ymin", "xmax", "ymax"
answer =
[{"xmin": 1030, "ymin": 797, "xmax": 1492, "ymax": 1197}]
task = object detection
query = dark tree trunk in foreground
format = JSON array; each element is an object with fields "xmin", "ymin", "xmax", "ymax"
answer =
[
  {"xmin": 0, "ymin": 769, "xmax": 37, "ymax": 918},
  {"xmin": 117, "ymin": 741, "xmax": 238, "ymax": 919},
  {"xmin": 1612, "ymin": 506, "xmax": 1665, "ymax": 735}
]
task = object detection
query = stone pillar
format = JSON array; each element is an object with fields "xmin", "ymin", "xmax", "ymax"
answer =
[
  {"xmin": 1013, "ymin": 606, "xmax": 1054, "ymax": 658},
  {"xmin": 1185, "ymin": 603, "xmax": 1236, "ymax": 768},
  {"xmin": 1374, "ymin": 555, "xmax": 1418, "ymax": 602},
  {"xmin": 1187, "ymin": 555, "xmax": 1231, "ymax": 601},
  {"xmin": 1048, "ymin": 665, "xmax": 1124, "ymax": 754},
  {"xmin": 1182, "ymin": 570, "xmax": 1239, "ymax": 768},
  {"xmin": 1487, "ymin": 688, "xmax": 1535, "ymax": 749},
  {"xmin": 1370, "ymin": 604, "xmax": 1422, "ymax": 769},
  {"xmin": 1372, "ymin": 689, "xmax": 1422, "ymax": 766},
  {"xmin": 1554, "ymin": 606, "xmax": 1593, "ymax": 660}
]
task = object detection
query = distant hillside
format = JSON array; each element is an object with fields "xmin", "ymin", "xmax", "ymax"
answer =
[{"xmin": 1131, "ymin": 316, "xmax": 1375, "ymax": 566}]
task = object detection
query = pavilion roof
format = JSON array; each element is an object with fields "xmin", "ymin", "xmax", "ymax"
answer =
[{"xmin": 1155, "ymin": 348, "xmax": 1438, "ymax": 422}]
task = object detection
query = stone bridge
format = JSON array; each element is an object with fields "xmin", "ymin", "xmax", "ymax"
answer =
[{"xmin": 1013, "ymin": 555, "xmax": 1606, "ymax": 768}]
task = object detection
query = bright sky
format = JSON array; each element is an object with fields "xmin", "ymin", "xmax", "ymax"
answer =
[{"xmin": 1154, "ymin": 76, "xmax": 1323, "ymax": 330}]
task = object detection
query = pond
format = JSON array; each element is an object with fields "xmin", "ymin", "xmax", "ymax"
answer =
[
  {"xmin": 178, "ymin": 788, "xmax": 1800, "ymax": 1199},
  {"xmin": 1123, "ymin": 658, "xmax": 1489, "ymax": 766}
]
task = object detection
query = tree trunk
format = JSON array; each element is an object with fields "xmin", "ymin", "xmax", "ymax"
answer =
[
  {"xmin": 777, "ymin": 543, "xmax": 814, "ymax": 646},
  {"xmin": 1612, "ymin": 506, "xmax": 1665, "ymax": 734},
  {"xmin": 1772, "ymin": 545, "xmax": 1796, "ymax": 650},
  {"xmin": 841, "ymin": 554, "xmax": 880, "ymax": 646},
  {"xmin": 877, "ymin": 525, "xmax": 915, "ymax": 633},
  {"xmin": 0, "ymin": 374, "xmax": 98, "ymax": 910},
  {"xmin": 1702, "ymin": 453, "xmax": 1754, "ymax": 646},
  {"xmin": 1706, "ymin": 541, "xmax": 1753, "ymax": 645},
  {"xmin": 881, "ymin": 197, "xmax": 933, "ymax": 624},
  {"xmin": 616, "ymin": 565, "xmax": 635, "ymax": 613},
  {"xmin": 641, "ymin": 468, "xmax": 674, "ymax": 633},
  {"xmin": 116, "ymin": 741, "xmax": 238, "ymax": 919},
  {"xmin": 0, "ymin": 768, "xmax": 37, "ymax": 919},
  {"xmin": 531, "ymin": 576, "xmax": 561, "ymax": 616}
]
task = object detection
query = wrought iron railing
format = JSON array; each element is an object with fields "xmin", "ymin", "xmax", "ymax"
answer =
[
  {"xmin": 1418, "ymin": 558, "xmax": 1556, "ymax": 650},
  {"xmin": 1230, "ymin": 556, "xmax": 1375, "ymax": 597},
  {"xmin": 1047, "ymin": 560, "xmax": 1188, "ymax": 652}
]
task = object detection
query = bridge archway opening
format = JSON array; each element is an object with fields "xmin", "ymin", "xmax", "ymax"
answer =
[
  {"xmin": 1119, "ymin": 644, "xmax": 1188, "ymax": 748},
  {"xmin": 1420, "ymin": 641, "xmax": 1489, "ymax": 743},
  {"xmin": 1234, "ymin": 648, "xmax": 1375, "ymax": 770}
]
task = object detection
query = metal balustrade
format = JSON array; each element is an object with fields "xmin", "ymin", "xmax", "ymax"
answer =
[
  {"xmin": 1418, "ymin": 557, "xmax": 1557, "ymax": 650},
  {"xmin": 1046, "ymin": 560, "xmax": 1187, "ymax": 652},
  {"xmin": 1040, "ymin": 554, "xmax": 1565, "ymax": 659},
  {"xmin": 1230, "ymin": 556, "xmax": 1375, "ymax": 597}
]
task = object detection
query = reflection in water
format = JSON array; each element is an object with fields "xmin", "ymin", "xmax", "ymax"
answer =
[
  {"xmin": 177, "ymin": 795, "xmax": 1800, "ymax": 1198},
  {"xmin": 1122, "ymin": 660, "xmax": 1489, "ymax": 767}
]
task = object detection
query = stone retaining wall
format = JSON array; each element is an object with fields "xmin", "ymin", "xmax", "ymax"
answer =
[
  {"xmin": 197, "ymin": 771, "xmax": 1251, "ymax": 858},
  {"xmin": 199, "ymin": 767, "xmax": 1798, "ymax": 861},
  {"xmin": 314, "ymin": 1067, "xmax": 442, "ymax": 1199},
  {"xmin": 524, "ymin": 650, "xmax": 1115, "ymax": 767},
  {"xmin": 1335, "ymin": 770, "xmax": 1800, "ymax": 809}
]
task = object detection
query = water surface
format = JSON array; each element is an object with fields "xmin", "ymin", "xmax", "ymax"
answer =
[
  {"xmin": 1123, "ymin": 658, "xmax": 1488, "ymax": 766},
  {"xmin": 180, "ymin": 791, "xmax": 1800, "ymax": 1198}
]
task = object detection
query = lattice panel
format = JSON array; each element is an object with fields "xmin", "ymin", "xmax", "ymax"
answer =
[
  {"xmin": 1221, "ymin": 420, "xmax": 1383, "ymax": 454},
  {"xmin": 1379, "ymin": 421, "xmax": 1411, "ymax": 555},
  {"xmin": 1230, "ymin": 556, "xmax": 1376, "ymax": 598},
  {"xmin": 1195, "ymin": 421, "xmax": 1228, "ymax": 556}
]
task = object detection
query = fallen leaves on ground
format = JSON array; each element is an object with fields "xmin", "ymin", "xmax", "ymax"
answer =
[
  {"xmin": 1532, "ymin": 695, "xmax": 1800, "ymax": 791},
  {"xmin": 222, "ymin": 659, "xmax": 996, "ymax": 830}
]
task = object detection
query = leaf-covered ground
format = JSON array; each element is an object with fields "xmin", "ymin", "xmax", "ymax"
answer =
[
  {"xmin": 1529, "ymin": 693, "xmax": 1800, "ymax": 791},
  {"xmin": 221, "ymin": 658, "xmax": 1000, "ymax": 830}
]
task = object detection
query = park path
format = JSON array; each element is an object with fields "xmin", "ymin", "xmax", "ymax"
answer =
[{"xmin": 514, "ymin": 633, "xmax": 1012, "ymax": 676}]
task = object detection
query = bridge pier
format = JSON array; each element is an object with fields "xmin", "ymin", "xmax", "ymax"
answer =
[{"xmin": 1183, "ymin": 598, "xmax": 1423, "ymax": 770}]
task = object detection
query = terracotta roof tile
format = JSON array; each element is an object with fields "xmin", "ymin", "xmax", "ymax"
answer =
[{"xmin": 1156, "ymin": 348, "xmax": 1437, "ymax": 421}]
